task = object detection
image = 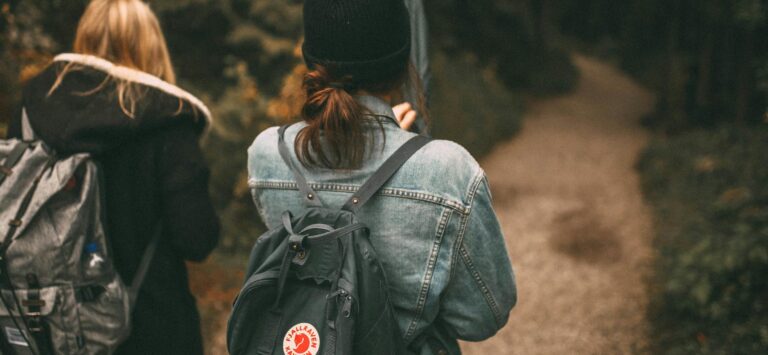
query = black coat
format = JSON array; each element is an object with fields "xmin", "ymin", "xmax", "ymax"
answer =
[{"xmin": 7, "ymin": 54, "xmax": 220, "ymax": 355}]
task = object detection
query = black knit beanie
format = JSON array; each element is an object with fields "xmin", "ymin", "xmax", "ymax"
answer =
[{"xmin": 302, "ymin": 0, "xmax": 411, "ymax": 85}]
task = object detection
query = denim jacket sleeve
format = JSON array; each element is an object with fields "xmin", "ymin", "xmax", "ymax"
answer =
[{"xmin": 438, "ymin": 172, "xmax": 517, "ymax": 341}]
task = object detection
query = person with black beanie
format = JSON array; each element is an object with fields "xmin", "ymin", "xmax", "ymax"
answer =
[{"xmin": 246, "ymin": 0, "xmax": 517, "ymax": 354}]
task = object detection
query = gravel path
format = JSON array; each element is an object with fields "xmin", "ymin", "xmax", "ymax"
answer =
[{"xmin": 460, "ymin": 55, "xmax": 656, "ymax": 354}]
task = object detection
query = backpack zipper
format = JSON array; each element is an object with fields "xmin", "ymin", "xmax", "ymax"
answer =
[
  {"xmin": 341, "ymin": 293, "xmax": 353, "ymax": 318},
  {"xmin": 231, "ymin": 275, "xmax": 276, "ymax": 311},
  {"xmin": 227, "ymin": 276, "xmax": 277, "ymax": 353},
  {"xmin": 335, "ymin": 289, "xmax": 355, "ymax": 353}
]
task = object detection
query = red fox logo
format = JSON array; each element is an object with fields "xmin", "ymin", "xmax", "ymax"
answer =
[
  {"xmin": 283, "ymin": 323, "xmax": 319, "ymax": 355},
  {"xmin": 292, "ymin": 333, "xmax": 310, "ymax": 353}
]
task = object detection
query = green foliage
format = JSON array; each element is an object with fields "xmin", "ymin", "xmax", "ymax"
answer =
[
  {"xmin": 203, "ymin": 60, "xmax": 280, "ymax": 253},
  {"xmin": 558, "ymin": 0, "xmax": 768, "ymax": 131},
  {"xmin": 425, "ymin": 0, "xmax": 578, "ymax": 97},
  {"xmin": 638, "ymin": 125, "xmax": 768, "ymax": 354},
  {"xmin": 0, "ymin": 1, "xmax": 63, "ymax": 127},
  {"xmin": 429, "ymin": 52, "xmax": 522, "ymax": 157}
]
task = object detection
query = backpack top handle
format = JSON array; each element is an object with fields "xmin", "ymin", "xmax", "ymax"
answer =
[{"xmin": 277, "ymin": 124, "xmax": 431, "ymax": 213}]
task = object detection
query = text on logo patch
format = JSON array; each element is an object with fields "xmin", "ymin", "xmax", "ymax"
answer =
[{"xmin": 283, "ymin": 322, "xmax": 320, "ymax": 355}]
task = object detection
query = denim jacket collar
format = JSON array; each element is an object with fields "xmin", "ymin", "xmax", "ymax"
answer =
[{"xmin": 357, "ymin": 95, "xmax": 400, "ymax": 127}]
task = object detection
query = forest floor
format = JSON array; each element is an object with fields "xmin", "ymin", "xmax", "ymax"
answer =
[
  {"xmin": 460, "ymin": 55, "xmax": 656, "ymax": 354},
  {"xmin": 189, "ymin": 55, "xmax": 657, "ymax": 355}
]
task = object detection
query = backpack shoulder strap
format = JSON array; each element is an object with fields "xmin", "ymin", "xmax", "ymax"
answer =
[
  {"xmin": 277, "ymin": 125, "xmax": 323, "ymax": 207},
  {"xmin": 1, "ymin": 108, "xmax": 35, "ymax": 186},
  {"xmin": 342, "ymin": 135, "xmax": 431, "ymax": 213},
  {"xmin": 21, "ymin": 107, "xmax": 36, "ymax": 141},
  {"xmin": 0, "ymin": 142, "xmax": 30, "ymax": 186},
  {"xmin": 128, "ymin": 225, "xmax": 160, "ymax": 308}
]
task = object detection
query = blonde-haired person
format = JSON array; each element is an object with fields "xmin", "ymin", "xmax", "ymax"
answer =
[{"xmin": 7, "ymin": 0, "xmax": 219, "ymax": 354}]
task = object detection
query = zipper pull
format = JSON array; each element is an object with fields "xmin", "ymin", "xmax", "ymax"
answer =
[
  {"xmin": 327, "ymin": 288, "xmax": 347, "ymax": 299},
  {"xmin": 341, "ymin": 296, "xmax": 353, "ymax": 318}
]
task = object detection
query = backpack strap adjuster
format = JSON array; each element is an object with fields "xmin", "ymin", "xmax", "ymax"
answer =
[
  {"xmin": 8, "ymin": 219, "xmax": 22, "ymax": 228},
  {"xmin": 21, "ymin": 299, "xmax": 46, "ymax": 308}
]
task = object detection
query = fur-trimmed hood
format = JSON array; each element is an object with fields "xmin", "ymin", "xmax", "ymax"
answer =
[{"xmin": 20, "ymin": 53, "xmax": 212, "ymax": 155}]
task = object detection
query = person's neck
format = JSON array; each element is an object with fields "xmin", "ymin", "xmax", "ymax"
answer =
[{"xmin": 358, "ymin": 91, "xmax": 393, "ymax": 105}]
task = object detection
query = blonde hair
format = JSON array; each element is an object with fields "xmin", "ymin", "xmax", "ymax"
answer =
[{"xmin": 49, "ymin": 0, "xmax": 177, "ymax": 118}]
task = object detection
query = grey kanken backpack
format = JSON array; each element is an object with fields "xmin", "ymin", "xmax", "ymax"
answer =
[
  {"xmin": 227, "ymin": 125, "xmax": 430, "ymax": 355},
  {"xmin": 0, "ymin": 110, "xmax": 156, "ymax": 354}
]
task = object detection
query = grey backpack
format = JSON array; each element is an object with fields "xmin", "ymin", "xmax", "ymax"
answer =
[
  {"xmin": 0, "ymin": 111, "xmax": 157, "ymax": 354},
  {"xmin": 227, "ymin": 125, "xmax": 431, "ymax": 355}
]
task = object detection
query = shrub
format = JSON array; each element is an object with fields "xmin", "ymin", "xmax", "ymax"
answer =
[
  {"xmin": 638, "ymin": 125, "xmax": 768, "ymax": 354},
  {"xmin": 429, "ymin": 51, "xmax": 523, "ymax": 158}
]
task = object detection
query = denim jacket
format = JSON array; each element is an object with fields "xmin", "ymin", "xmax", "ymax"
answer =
[{"xmin": 247, "ymin": 96, "xmax": 516, "ymax": 353}]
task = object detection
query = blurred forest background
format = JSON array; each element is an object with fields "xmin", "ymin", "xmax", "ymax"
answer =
[{"xmin": 1, "ymin": 0, "xmax": 767, "ymax": 353}]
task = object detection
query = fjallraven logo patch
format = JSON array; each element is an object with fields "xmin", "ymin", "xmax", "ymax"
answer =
[{"xmin": 283, "ymin": 323, "xmax": 320, "ymax": 355}]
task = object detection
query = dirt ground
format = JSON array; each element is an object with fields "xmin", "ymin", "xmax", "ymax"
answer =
[
  {"xmin": 190, "ymin": 55, "xmax": 657, "ymax": 355},
  {"xmin": 460, "ymin": 55, "xmax": 656, "ymax": 354}
]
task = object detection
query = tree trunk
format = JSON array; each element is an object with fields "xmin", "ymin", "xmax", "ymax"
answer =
[
  {"xmin": 665, "ymin": 0, "xmax": 687, "ymax": 130},
  {"xmin": 734, "ymin": 29, "xmax": 753, "ymax": 124},
  {"xmin": 518, "ymin": 0, "xmax": 537, "ymax": 40},
  {"xmin": 695, "ymin": 27, "xmax": 714, "ymax": 109},
  {"xmin": 537, "ymin": 0, "xmax": 556, "ymax": 43}
]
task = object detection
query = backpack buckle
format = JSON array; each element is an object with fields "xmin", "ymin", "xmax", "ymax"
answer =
[
  {"xmin": 25, "ymin": 274, "xmax": 44, "ymax": 332},
  {"xmin": 296, "ymin": 250, "xmax": 307, "ymax": 260},
  {"xmin": 21, "ymin": 300, "xmax": 46, "ymax": 308},
  {"xmin": 288, "ymin": 234, "xmax": 310, "ymax": 265},
  {"xmin": 26, "ymin": 316, "xmax": 43, "ymax": 332}
]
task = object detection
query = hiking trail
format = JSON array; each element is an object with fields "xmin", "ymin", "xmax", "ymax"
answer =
[{"xmin": 460, "ymin": 55, "xmax": 656, "ymax": 354}]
